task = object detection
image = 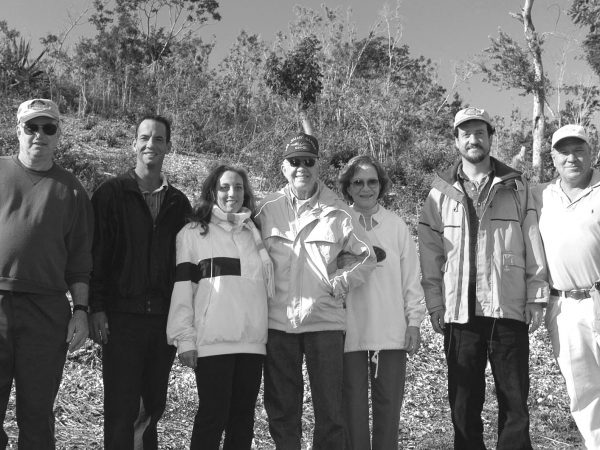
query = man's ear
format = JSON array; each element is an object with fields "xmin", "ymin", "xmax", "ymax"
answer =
[{"xmin": 166, "ymin": 141, "xmax": 172, "ymax": 154}]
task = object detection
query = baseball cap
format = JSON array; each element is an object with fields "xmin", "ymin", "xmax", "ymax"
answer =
[
  {"xmin": 283, "ymin": 133, "xmax": 319, "ymax": 159},
  {"xmin": 17, "ymin": 99, "xmax": 60, "ymax": 123},
  {"xmin": 453, "ymin": 107, "xmax": 493, "ymax": 130},
  {"xmin": 551, "ymin": 124, "xmax": 590, "ymax": 148}
]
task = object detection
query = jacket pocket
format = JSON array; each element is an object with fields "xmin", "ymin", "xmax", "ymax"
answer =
[{"xmin": 499, "ymin": 252, "xmax": 526, "ymax": 302}]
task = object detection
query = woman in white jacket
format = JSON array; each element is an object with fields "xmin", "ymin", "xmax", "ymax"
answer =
[
  {"xmin": 338, "ymin": 155, "xmax": 426, "ymax": 450},
  {"xmin": 167, "ymin": 164, "xmax": 273, "ymax": 450}
]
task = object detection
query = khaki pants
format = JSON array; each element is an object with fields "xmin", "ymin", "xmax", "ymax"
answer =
[{"xmin": 546, "ymin": 291, "xmax": 600, "ymax": 449}]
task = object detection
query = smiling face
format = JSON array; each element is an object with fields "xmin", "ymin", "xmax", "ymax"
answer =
[
  {"xmin": 552, "ymin": 137, "xmax": 592, "ymax": 188},
  {"xmin": 281, "ymin": 157, "xmax": 319, "ymax": 199},
  {"xmin": 17, "ymin": 117, "xmax": 60, "ymax": 170},
  {"xmin": 216, "ymin": 170, "xmax": 245, "ymax": 214},
  {"xmin": 347, "ymin": 164, "xmax": 380, "ymax": 211},
  {"xmin": 455, "ymin": 120, "xmax": 492, "ymax": 164},
  {"xmin": 133, "ymin": 119, "xmax": 171, "ymax": 170}
]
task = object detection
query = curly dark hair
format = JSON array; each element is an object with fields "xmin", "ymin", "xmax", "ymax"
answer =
[
  {"xmin": 188, "ymin": 164, "xmax": 256, "ymax": 235},
  {"xmin": 338, "ymin": 155, "xmax": 391, "ymax": 203}
]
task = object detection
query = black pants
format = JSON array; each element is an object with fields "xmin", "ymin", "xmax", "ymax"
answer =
[
  {"xmin": 444, "ymin": 316, "xmax": 532, "ymax": 450},
  {"xmin": 0, "ymin": 291, "xmax": 70, "ymax": 450},
  {"xmin": 191, "ymin": 353, "xmax": 264, "ymax": 450},
  {"xmin": 103, "ymin": 313, "xmax": 175, "ymax": 450}
]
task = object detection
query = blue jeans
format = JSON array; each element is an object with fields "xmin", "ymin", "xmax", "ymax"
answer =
[
  {"xmin": 264, "ymin": 329, "xmax": 345, "ymax": 450},
  {"xmin": 444, "ymin": 316, "xmax": 531, "ymax": 450},
  {"xmin": 343, "ymin": 350, "xmax": 407, "ymax": 450}
]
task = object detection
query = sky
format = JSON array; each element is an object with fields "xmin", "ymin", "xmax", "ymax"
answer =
[{"xmin": 2, "ymin": 0, "xmax": 595, "ymax": 122}]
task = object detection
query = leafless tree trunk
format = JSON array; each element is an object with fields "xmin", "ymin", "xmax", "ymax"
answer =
[{"xmin": 520, "ymin": 0, "xmax": 546, "ymax": 181}]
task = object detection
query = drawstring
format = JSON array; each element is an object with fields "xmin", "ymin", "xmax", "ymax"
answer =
[{"xmin": 371, "ymin": 351, "xmax": 380, "ymax": 379}]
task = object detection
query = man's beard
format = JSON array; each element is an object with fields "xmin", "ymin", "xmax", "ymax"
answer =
[{"xmin": 461, "ymin": 145, "xmax": 489, "ymax": 164}]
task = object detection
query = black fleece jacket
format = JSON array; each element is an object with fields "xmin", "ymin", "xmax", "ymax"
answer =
[{"xmin": 90, "ymin": 170, "xmax": 191, "ymax": 315}]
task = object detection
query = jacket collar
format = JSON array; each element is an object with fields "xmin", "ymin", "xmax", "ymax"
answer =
[
  {"xmin": 281, "ymin": 181, "xmax": 345, "ymax": 218},
  {"xmin": 432, "ymin": 157, "xmax": 523, "ymax": 203},
  {"xmin": 121, "ymin": 168, "xmax": 170, "ymax": 193}
]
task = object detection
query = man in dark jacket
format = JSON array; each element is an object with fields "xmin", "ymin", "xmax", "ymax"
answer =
[{"xmin": 89, "ymin": 115, "xmax": 191, "ymax": 449}]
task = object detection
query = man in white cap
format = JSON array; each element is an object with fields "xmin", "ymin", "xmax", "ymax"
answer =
[
  {"xmin": 418, "ymin": 107, "xmax": 548, "ymax": 449},
  {"xmin": 533, "ymin": 124, "xmax": 600, "ymax": 448},
  {"xmin": 0, "ymin": 99, "xmax": 93, "ymax": 448},
  {"xmin": 256, "ymin": 132, "xmax": 375, "ymax": 449}
]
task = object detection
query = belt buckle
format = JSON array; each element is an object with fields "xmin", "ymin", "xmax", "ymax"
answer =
[{"xmin": 568, "ymin": 289, "xmax": 590, "ymax": 300}]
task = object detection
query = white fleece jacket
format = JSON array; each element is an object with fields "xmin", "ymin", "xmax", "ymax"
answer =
[
  {"xmin": 344, "ymin": 205, "xmax": 426, "ymax": 352},
  {"xmin": 166, "ymin": 216, "xmax": 268, "ymax": 357}
]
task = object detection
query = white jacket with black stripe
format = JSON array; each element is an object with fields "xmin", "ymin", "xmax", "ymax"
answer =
[{"xmin": 166, "ymin": 219, "xmax": 268, "ymax": 357}]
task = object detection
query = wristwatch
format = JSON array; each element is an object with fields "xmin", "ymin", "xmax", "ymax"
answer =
[{"xmin": 73, "ymin": 304, "xmax": 89, "ymax": 314}]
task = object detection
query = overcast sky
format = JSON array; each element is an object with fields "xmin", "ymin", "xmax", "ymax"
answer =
[{"xmin": 2, "ymin": 0, "xmax": 595, "ymax": 121}]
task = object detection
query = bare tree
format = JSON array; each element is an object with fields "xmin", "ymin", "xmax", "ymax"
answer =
[{"xmin": 478, "ymin": 0, "xmax": 550, "ymax": 181}]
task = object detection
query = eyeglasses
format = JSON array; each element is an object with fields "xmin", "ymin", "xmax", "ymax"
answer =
[
  {"xmin": 287, "ymin": 158, "xmax": 316, "ymax": 168},
  {"xmin": 351, "ymin": 178, "xmax": 380, "ymax": 189},
  {"xmin": 21, "ymin": 122, "xmax": 58, "ymax": 136}
]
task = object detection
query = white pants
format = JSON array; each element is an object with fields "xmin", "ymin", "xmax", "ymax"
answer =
[{"xmin": 546, "ymin": 293, "xmax": 600, "ymax": 449}]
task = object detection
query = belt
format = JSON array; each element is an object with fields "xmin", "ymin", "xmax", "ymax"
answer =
[{"xmin": 550, "ymin": 282, "xmax": 600, "ymax": 300}]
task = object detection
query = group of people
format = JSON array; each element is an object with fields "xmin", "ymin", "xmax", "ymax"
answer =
[{"xmin": 0, "ymin": 98, "xmax": 598, "ymax": 450}]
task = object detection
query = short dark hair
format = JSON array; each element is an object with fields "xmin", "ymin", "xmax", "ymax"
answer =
[
  {"xmin": 453, "ymin": 120, "xmax": 495, "ymax": 138},
  {"xmin": 338, "ymin": 155, "xmax": 391, "ymax": 203},
  {"xmin": 135, "ymin": 115, "xmax": 171, "ymax": 142},
  {"xmin": 189, "ymin": 164, "xmax": 257, "ymax": 234}
]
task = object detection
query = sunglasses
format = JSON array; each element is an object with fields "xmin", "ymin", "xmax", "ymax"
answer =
[
  {"xmin": 21, "ymin": 122, "xmax": 58, "ymax": 136},
  {"xmin": 287, "ymin": 158, "xmax": 316, "ymax": 168},
  {"xmin": 351, "ymin": 178, "xmax": 380, "ymax": 189}
]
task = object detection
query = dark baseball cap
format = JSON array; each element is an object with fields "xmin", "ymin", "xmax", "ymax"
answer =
[{"xmin": 283, "ymin": 133, "xmax": 319, "ymax": 159}]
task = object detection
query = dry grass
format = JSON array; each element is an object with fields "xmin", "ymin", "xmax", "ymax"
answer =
[{"xmin": 3, "ymin": 326, "xmax": 583, "ymax": 449}]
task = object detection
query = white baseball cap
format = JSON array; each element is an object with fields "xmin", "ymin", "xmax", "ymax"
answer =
[
  {"xmin": 17, "ymin": 98, "xmax": 60, "ymax": 123},
  {"xmin": 453, "ymin": 107, "xmax": 493, "ymax": 130},
  {"xmin": 551, "ymin": 124, "xmax": 590, "ymax": 148}
]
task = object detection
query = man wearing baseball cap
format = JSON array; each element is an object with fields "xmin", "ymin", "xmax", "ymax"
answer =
[
  {"xmin": 256, "ymin": 132, "xmax": 375, "ymax": 449},
  {"xmin": 419, "ymin": 107, "xmax": 548, "ymax": 449},
  {"xmin": 0, "ymin": 99, "xmax": 93, "ymax": 448},
  {"xmin": 533, "ymin": 124, "xmax": 600, "ymax": 448}
]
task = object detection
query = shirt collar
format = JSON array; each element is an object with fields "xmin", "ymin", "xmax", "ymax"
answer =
[
  {"xmin": 289, "ymin": 182, "xmax": 320, "ymax": 210},
  {"xmin": 457, "ymin": 160, "xmax": 496, "ymax": 183},
  {"xmin": 129, "ymin": 170, "xmax": 169, "ymax": 194}
]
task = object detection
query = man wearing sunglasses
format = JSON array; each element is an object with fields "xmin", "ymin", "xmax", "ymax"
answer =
[
  {"xmin": 418, "ymin": 107, "xmax": 548, "ymax": 449},
  {"xmin": 256, "ymin": 132, "xmax": 375, "ymax": 449},
  {"xmin": 0, "ymin": 99, "xmax": 93, "ymax": 448}
]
